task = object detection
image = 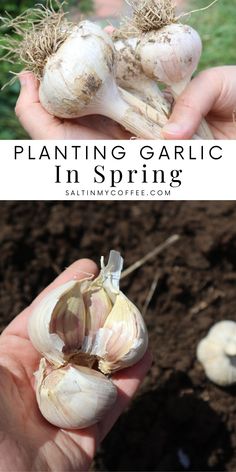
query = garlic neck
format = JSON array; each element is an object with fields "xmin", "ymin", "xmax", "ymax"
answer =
[{"xmin": 171, "ymin": 78, "xmax": 190, "ymax": 98}]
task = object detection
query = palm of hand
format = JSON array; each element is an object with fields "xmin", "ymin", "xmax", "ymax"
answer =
[{"xmin": 207, "ymin": 113, "xmax": 236, "ymax": 140}]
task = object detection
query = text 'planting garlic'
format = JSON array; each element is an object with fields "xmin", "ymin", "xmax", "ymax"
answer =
[
  {"xmin": 28, "ymin": 250, "xmax": 148, "ymax": 429},
  {"xmin": 197, "ymin": 321, "xmax": 236, "ymax": 387}
]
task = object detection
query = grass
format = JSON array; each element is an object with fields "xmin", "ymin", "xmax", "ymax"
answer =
[
  {"xmin": 187, "ymin": 0, "xmax": 236, "ymax": 70},
  {"xmin": 0, "ymin": 0, "xmax": 235, "ymax": 139}
]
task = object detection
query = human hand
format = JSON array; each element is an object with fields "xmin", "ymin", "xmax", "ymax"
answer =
[
  {"xmin": 15, "ymin": 72, "xmax": 131, "ymax": 140},
  {"xmin": 162, "ymin": 66, "xmax": 236, "ymax": 140},
  {"xmin": 0, "ymin": 258, "xmax": 151, "ymax": 471}
]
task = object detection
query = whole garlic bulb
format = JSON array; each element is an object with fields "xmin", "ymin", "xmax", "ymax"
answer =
[
  {"xmin": 39, "ymin": 21, "xmax": 114, "ymax": 119},
  {"xmin": 29, "ymin": 250, "xmax": 148, "ymax": 429},
  {"xmin": 136, "ymin": 22, "xmax": 213, "ymax": 139},
  {"xmin": 39, "ymin": 20, "xmax": 162, "ymax": 139},
  {"xmin": 136, "ymin": 23, "xmax": 202, "ymax": 96},
  {"xmin": 197, "ymin": 321, "xmax": 236, "ymax": 386},
  {"xmin": 35, "ymin": 359, "xmax": 117, "ymax": 429}
]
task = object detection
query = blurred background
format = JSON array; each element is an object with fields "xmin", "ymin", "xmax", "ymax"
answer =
[{"xmin": 0, "ymin": 0, "xmax": 235, "ymax": 139}]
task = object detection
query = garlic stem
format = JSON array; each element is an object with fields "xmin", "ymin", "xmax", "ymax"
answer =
[
  {"xmin": 121, "ymin": 86, "xmax": 202, "ymax": 140},
  {"xmin": 119, "ymin": 87, "xmax": 168, "ymax": 128},
  {"xmin": 98, "ymin": 81, "xmax": 162, "ymax": 139}
]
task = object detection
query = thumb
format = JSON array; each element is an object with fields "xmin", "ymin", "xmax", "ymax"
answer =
[{"xmin": 162, "ymin": 70, "xmax": 220, "ymax": 139}]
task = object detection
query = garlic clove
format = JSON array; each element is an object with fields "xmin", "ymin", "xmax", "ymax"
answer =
[
  {"xmin": 28, "ymin": 279, "xmax": 89, "ymax": 366},
  {"xmin": 84, "ymin": 286, "xmax": 113, "ymax": 335},
  {"xmin": 97, "ymin": 292, "xmax": 148, "ymax": 374},
  {"xmin": 35, "ymin": 358, "xmax": 117, "ymax": 429}
]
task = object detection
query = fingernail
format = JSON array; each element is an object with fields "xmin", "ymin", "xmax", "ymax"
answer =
[{"xmin": 162, "ymin": 123, "xmax": 183, "ymax": 136}]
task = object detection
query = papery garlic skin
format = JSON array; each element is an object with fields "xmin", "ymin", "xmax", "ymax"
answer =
[
  {"xmin": 137, "ymin": 23, "xmax": 202, "ymax": 95},
  {"xmin": 197, "ymin": 321, "xmax": 236, "ymax": 386},
  {"xmin": 35, "ymin": 359, "xmax": 117, "ymax": 429}
]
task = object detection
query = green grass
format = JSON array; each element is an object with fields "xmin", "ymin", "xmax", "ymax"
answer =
[
  {"xmin": 0, "ymin": 0, "xmax": 235, "ymax": 139},
  {"xmin": 187, "ymin": 0, "xmax": 236, "ymax": 70}
]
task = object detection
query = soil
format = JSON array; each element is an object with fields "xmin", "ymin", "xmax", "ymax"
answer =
[{"xmin": 0, "ymin": 201, "xmax": 236, "ymax": 471}]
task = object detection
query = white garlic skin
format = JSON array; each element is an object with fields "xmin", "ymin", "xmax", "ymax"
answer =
[
  {"xmin": 137, "ymin": 23, "xmax": 202, "ymax": 86},
  {"xmin": 39, "ymin": 21, "xmax": 115, "ymax": 118},
  {"xmin": 197, "ymin": 321, "xmax": 236, "ymax": 386},
  {"xmin": 28, "ymin": 251, "xmax": 148, "ymax": 375},
  {"xmin": 115, "ymin": 38, "xmax": 145, "ymax": 93},
  {"xmin": 35, "ymin": 359, "xmax": 117, "ymax": 429}
]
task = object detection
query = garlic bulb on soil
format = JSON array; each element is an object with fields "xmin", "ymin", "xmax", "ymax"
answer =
[
  {"xmin": 39, "ymin": 21, "xmax": 162, "ymax": 139},
  {"xmin": 197, "ymin": 321, "xmax": 236, "ymax": 386},
  {"xmin": 114, "ymin": 37, "xmax": 170, "ymax": 125},
  {"xmin": 29, "ymin": 250, "xmax": 148, "ymax": 429}
]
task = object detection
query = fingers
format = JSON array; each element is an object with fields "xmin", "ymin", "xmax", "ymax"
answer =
[
  {"xmin": 2, "ymin": 258, "xmax": 98, "ymax": 339},
  {"xmin": 98, "ymin": 349, "xmax": 152, "ymax": 442},
  {"xmin": 15, "ymin": 72, "xmax": 60, "ymax": 139},
  {"xmin": 162, "ymin": 69, "xmax": 221, "ymax": 139}
]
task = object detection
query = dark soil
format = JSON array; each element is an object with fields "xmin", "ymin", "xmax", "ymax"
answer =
[{"xmin": 1, "ymin": 201, "xmax": 236, "ymax": 471}]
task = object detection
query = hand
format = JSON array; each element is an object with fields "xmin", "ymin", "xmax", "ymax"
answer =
[
  {"xmin": 15, "ymin": 72, "xmax": 131, "ymax": 140},
  {"xmin": 0, "ymin": 259, "xmax": 151, "ymax": 471},
  {"xmin": 162, "ymin": 66, "xmax": 236, "ymax": 140}
]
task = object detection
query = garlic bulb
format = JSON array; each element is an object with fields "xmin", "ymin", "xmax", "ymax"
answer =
[
  {"xmin": 137, "ymin": 23, "xmax": 202, "ymax": 96},
  {"xmin": 136, "ymin": 23, "xmax": 213, "ymax": 139},
  {"xmin": 29, "ymin": 250, "xmax": 148, "ymax": 428},
  {"xmin": 35, "ymin": 359, "xmax": 117, "ymax": 429},
  {"xmin": 197, "ymin": 321, "xmax": 236, "ymax": 386},
  {"xmin": 39, "ymin": 20, "xmax": 162, "ymax": 139},
  {"xmin": 114, "ymin": 37, "xmax": 170, "ymax": 125}
]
